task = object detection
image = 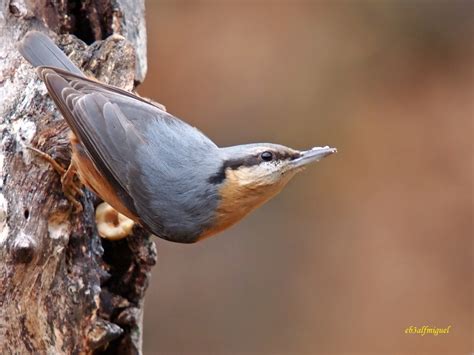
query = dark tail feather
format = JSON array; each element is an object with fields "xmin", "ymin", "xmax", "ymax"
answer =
[{"xmin": 18, "ymin": 31, "xmax": 85, "ymax": 77}]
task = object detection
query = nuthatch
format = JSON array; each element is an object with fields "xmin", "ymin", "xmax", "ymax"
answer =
[{"xmin": 19, "ymin": 31, "xmax": 336, "ymax": 243}]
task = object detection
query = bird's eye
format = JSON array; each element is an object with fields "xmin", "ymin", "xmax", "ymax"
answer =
[{"xmin": 260, "ymin": 151, "xmax": 273, "ymax": 161}]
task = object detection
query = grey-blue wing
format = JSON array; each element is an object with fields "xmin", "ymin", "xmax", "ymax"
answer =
[{"xmin": 39, "ymin": 67, "xmax": 221, "ymax": 242}]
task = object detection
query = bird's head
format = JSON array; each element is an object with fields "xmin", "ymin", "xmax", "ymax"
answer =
[
  {"xmin": 200, "ymin": 143, "xmax": 336, "ymax": 239},
  {"xmin": 215, "ymin": 143, "xmax": 336, "ymax": 188}
]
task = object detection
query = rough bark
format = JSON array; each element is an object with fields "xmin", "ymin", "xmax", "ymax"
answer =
[{"xmin": 0, "ymin": 1, "xmax": 156, "ymax": 354}]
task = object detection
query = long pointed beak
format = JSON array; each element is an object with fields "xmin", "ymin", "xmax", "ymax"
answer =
[{"xmin": 290, "ymin": 146, "xmax": 337, "ymax": 169}]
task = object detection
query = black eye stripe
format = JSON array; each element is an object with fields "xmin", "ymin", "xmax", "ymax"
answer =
[
  {"xmin": 222, "ymin": 156, "xmax": 259, "ymax": 170},
  {"xmin": 222, "ymin": 151, "xmax": 299, "ymax": 170},
  {"xmin": 272, "ymin": 151, "xmax": 300, "ymax": 161},
  {"xmin": 208, "ymin": 150, "xmax": 301, "ymax": 184},
  {"xmin": 209, "ymin": 150, "xmax": 301, "ymax": 184}
]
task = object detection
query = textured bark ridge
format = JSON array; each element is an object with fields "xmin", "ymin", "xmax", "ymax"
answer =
[{"xmin": 0, "ymin": 1, "xmax": 156, "ymax": 354}]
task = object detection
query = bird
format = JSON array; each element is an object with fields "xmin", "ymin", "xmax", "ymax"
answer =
[{"xmin": 19, "ymin": 31, "xmax": 336, "ymax": 243}]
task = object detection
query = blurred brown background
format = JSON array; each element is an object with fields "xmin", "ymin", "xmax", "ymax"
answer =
[{"xmin": 138, "ymin": 1, "xmax": 472, "ymax": 354}]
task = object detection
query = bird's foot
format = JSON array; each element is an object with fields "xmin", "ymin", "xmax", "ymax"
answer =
[{"xmin": 27, "ymin": 146, "xmax": 84, "ymax": 213}]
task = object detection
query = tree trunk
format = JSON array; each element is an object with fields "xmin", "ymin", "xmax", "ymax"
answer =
[{"xmin": 0, "ymin": 1, "xmax": 156, "ymax": 354}]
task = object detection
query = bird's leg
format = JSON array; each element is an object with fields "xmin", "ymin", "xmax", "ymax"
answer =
[
  {"xmin": 27, "ymin": 146, "xmax": 84, "ymax": 212},
  {"xmin": 61, "ymin": 162, "xmax": 84, "ymax": 197},
  {"xmin": 60, "ymin": 162, "xmax": 84, "ymax": 213},
  {"xmin": 27, "ymin": 146, "xmax": 66, "ymax": 174}
]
